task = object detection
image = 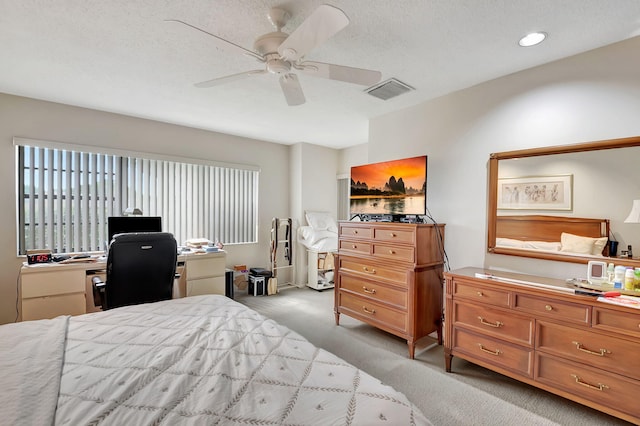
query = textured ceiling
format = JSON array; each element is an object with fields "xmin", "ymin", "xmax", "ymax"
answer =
[{"xmin": 2, "ymin": 1, "xmax": 640, "ymax": 149}]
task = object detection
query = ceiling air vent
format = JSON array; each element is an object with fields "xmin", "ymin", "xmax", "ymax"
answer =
[{"xmin": 365, "ymin": 78, "xmax": 414, "ymax": 100}]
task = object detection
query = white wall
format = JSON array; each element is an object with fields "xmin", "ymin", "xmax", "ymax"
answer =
[
  {"xmin": 367, "ymin": 36, "xmax": 640, "ymax": 279},
  {"xmin": 291, "ymin": 142, "xmax": 339, "ymax": 286},
  {"xmin": 0, "ymin": 93, "xmax": 290, "ymax": 324}
]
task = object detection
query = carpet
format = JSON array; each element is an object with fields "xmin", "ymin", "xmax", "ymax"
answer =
[{"xmin": 236, "ymin": 287, "xmax": 631, "ymax": 426}]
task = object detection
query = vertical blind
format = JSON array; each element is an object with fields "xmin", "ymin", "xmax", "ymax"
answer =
[{"xmin": 17, "ymin": 144, "xmax": 258, "ymax": 254}]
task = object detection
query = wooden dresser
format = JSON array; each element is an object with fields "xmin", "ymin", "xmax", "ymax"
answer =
[
  {"xmin": 335, "ymin": 221, "xmax": 445, "ymax": 358},
  {"xmin": 444, "ymin": 267, "xmax": 640, "ymax": 424}
]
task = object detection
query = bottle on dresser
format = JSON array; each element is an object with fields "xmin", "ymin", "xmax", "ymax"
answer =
[
  {"xmin": 624, "ymin": 267, "xmax": 635, "ymax": 291},
  {"xmin": 614, "ymin": 265, "xmax": 626, "ymax": 289}
]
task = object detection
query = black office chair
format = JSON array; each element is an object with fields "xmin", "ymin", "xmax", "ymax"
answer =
[{"xmin": 93, "ymin": 232, "xmax": 178, "ymax": 310}]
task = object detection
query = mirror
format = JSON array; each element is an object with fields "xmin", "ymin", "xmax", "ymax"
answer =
[{"xmin": 488, "ymin": 136, "xmax": 640, "ymax": 267}]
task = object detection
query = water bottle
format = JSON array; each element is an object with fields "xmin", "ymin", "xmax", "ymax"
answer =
[
  {"xmin": 614, "ymin": 265, "xmax": 626, "ymax": 289},
  {"xmin": 607, "ymin": 263, "xmax": 615, "ymax": 284}
]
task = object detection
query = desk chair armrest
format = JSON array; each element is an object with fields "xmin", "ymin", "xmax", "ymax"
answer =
[{"xmin": 92, "ymin": 276, "xmax": 106, "ymax": 309}]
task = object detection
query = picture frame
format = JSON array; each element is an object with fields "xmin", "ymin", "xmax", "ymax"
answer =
[{"xmin": 497, "ymin": 174, "xmax": 573, "ymax": 210}]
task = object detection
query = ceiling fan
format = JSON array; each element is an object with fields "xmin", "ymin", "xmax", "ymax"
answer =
[{"xmin": 167, "ymin": 4, "xmax": 382, "ymax": 106}]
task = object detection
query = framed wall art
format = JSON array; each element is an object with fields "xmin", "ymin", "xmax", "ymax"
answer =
[{"xmin": 497, "ymin": 174, "xmax": 573, "ymax": 210}]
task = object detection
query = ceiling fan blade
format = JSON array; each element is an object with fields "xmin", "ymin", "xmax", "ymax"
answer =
[
  {"xmin": 277, "ymin": 5, "xmax": 349, "ymax": 62},
  {"xmin": 165, "ymin": 19, "xmax": 264, "ymax": 61},
  {"xmin": 195, "ymin": 70, "xmax": 267, "ymax": 88},
  {"xmin": 279, "ymin": 73, "xmax": 305, "ymax": 106},
  {"xmin": 298, "ymin": 61, "xmax": 382, "ymax": 86}
]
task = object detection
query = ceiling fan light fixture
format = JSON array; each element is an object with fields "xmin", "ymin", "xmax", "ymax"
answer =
[{"xmin": 518, "ymin": 32, "xmax": 547, "ymax": 47}]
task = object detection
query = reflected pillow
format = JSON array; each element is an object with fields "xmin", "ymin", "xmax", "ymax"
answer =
[{"xmin": 560, "ymin": 232, "xmax": 608, "ymax": 255}]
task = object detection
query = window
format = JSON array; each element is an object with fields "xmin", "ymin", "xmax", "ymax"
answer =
[{"xmin": 16, "ymin": 139, "xmax": 258, "ymax": 254}]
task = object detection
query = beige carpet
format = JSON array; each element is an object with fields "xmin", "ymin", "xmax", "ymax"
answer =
[{"xmin": 236, "ymin": 287, "xmax": 632, "ymax": 426}]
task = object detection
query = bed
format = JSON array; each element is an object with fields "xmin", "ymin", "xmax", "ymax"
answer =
[
  {"xmin": 493, "ymin": 215, "xmax": 610, "ymax": 260},
  {"xmin": 1, "ymin": 295, "xmax": 429, "ymax": 425}
]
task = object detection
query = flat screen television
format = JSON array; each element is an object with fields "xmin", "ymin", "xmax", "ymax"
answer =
[
  {"xmin": 350, "ymin": 155, "xmax": 427, "ymax": 219},
  {"xmin": 107, "ymin": 216, "xmax": 162, "ymax": 242}
]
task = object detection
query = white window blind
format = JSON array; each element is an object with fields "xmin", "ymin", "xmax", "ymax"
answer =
[{"xmin": 17, "ymin": 143, "xmax": 258, "ymax": 254}]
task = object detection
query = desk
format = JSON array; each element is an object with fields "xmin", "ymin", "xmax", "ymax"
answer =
[{"xmin": 19, "ymin": 251, "xmax": 226, "ymax": 321}]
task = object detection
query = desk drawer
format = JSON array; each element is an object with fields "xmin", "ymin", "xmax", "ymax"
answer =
[
  {"xmin": 453, "ymin": 301, "xmax": 534, "ymax": 346},
  {"xmin": 537, "ymin": 321, "xmax": 640, "ymax": 379},
  {"xmin": 340, "ymin": 274, "xmax": 407, "ymax": 309},
  {"xmin": 452, "ymin": 328, "xmax": 533, "ymax": 377},
  {"xmin": 187, "ymin": 276, "xmax": 225, "ymax": 296},
  {"xmin": 339, "ymin": 292, "xmax": 407, "ymax": 332},
  {"xmin": 22, "ymin": 293, "xmax": 85, "ymax": 321},
  {"xmin": 186, "ymin": 255, "xmax": 225, "ymax": 279},
  {"xmin": 21, "ymin": 270, "xmax": 85, "ymax": 298}
]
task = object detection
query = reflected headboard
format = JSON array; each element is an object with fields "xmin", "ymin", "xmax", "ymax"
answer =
[{"xmin": 495, "ymin": 215, "xmax": 610, "ymax": 255}]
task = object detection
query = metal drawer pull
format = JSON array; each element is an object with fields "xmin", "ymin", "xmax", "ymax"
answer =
[
  {"xmin": 476, "ymin": 291, "xmax": 484, "ymax": 297},
  {"xmin": 478, "ymin": 316, "xmax": 503, "ymax": 328},
  {"xmin": 353, "ymin": 230, "xmax": 358, "ymax": 234},
  {"xmin": 362, "ymin": 266, "xmax": 376, "ymax": 274},
  {"xmin": 572, "ymin": 341, "xmax": 611, "ymax": 357},
  {"xmin": 545, "ymin": 305, "xmax": 553, "ymax": 311},
  {"xmin": 352, "ymin": 244, "xmax": 357, "ymax": 249},
  {"xmin": 477, "ymin": 344, "xmax": 501, "ymax": 356},
  {"xmin": 362, "ymin": 306, "xmax": 376, "ymax": 314},
  {"xmin": 389, "ymin": 232, "xmax": 396, "ymax": 237},
  {"xmin": 362, "ymin": 286, "xmax": 376, "ymax": 294},
  {"xmin": 388, "ymin": 250, "xmax": 396, "ymax": 254},
  {"xmin": 570, "ymin": 374, "xmax": 609, "ymax": 391}
]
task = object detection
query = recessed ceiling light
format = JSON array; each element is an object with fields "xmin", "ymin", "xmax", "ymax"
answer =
[{"xmin": 518, "ymin": 32, "xmax": 547, "ymax": 47}]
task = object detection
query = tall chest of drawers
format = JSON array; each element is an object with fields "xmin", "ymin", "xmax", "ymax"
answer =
[
  {"xmin": 334, "ymin": 221, "xmax": 445, "ymax": 358},
  {"xmin": 444, "ymin": 267, "xmax": 640, "ymax": 424}
]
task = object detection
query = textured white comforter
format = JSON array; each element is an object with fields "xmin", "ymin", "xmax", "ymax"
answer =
[{"xmin": 2, "ymin": 295, "xmax": 430, "ymax": 425}]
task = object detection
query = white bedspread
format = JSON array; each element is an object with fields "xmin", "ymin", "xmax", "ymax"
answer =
[
  {"xmin": 3, "ymin": 295, "xmax": 430, "ymax": 425},
  {"xmin": 0, "ymin": 315, "xmax": 68, "ymax": 426}
]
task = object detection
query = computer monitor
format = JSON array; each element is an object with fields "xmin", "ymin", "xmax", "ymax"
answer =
[{"xmin": 107, "ymin": 216, "xmax": 162, "ymax": 242}]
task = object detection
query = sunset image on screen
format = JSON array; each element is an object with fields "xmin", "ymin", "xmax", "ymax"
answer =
[
  {"xmin": 351, "ymin": 156, "xmax": 426, "ymax": 190},
  {"xmin": 349, "ymin": 155, "xmax": 427, "ymax": 215}
]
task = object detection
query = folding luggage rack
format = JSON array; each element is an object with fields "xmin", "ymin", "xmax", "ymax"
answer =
[{"xmin": 270, "ymin": 218, "xmax": 294, "ymax": 290}]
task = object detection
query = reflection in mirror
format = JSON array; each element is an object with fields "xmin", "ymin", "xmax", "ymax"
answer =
[{"xmin": 487, "ymin": 137, "xmax": 640, "ymax": 267}]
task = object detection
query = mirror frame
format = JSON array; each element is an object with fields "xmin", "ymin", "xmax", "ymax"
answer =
[{"xmin": 488, "ymin": 135, "xmax": 640, "ymax": 267}]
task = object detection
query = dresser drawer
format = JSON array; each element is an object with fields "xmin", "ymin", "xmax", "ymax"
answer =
[
  {"xmin": 187, "ymin": 276, "xmax": 225, "ymax": 296},
  {"xmin": 372, "ymin": 243, "xmax": 414, "ymax": 263},
  {"xmin": 452, "ymin": 328, "xmax": 534, "ymax": 377},
  {"xmin": 340, "ymin": 225, "xmax": 373, "ymax": 239},
  {"xmin": 339, "ymin": 292, "xmax": 407, "ymax": 333},
  {"xmin": 339, "ymin": 239, "xmax": 371, "ymax": 255},
  {"xmin": 536, "ymin": 353, "xmax": 640, "ymax": 419},
  {"xmin": 593, "ymin": 307, "xmax": 640, "ymax": 338},
  {"xmin": 452, "ymin": 280, "xmax": 510, "ymax": 308},
  {"xmin": 514, "ymin": 293, "xmax": 590, "ymax": 325},
  {"xmin": 373, "ymin": 227, "xmax": 415, "ymax": 244},
  {"xmin": 453, "ymin": 301, "xmax": 534, "ymax": 346},
  {"xmin": 339, "ymin": 257, "xmax": 408, "ymax": 285},
  {"xmin": 536, "ymin": 321, "xmax": 640, "ymax": 379},
  {"xmin": 340, "ymin": 274, "xmax": 407, "ymax": 309}
]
